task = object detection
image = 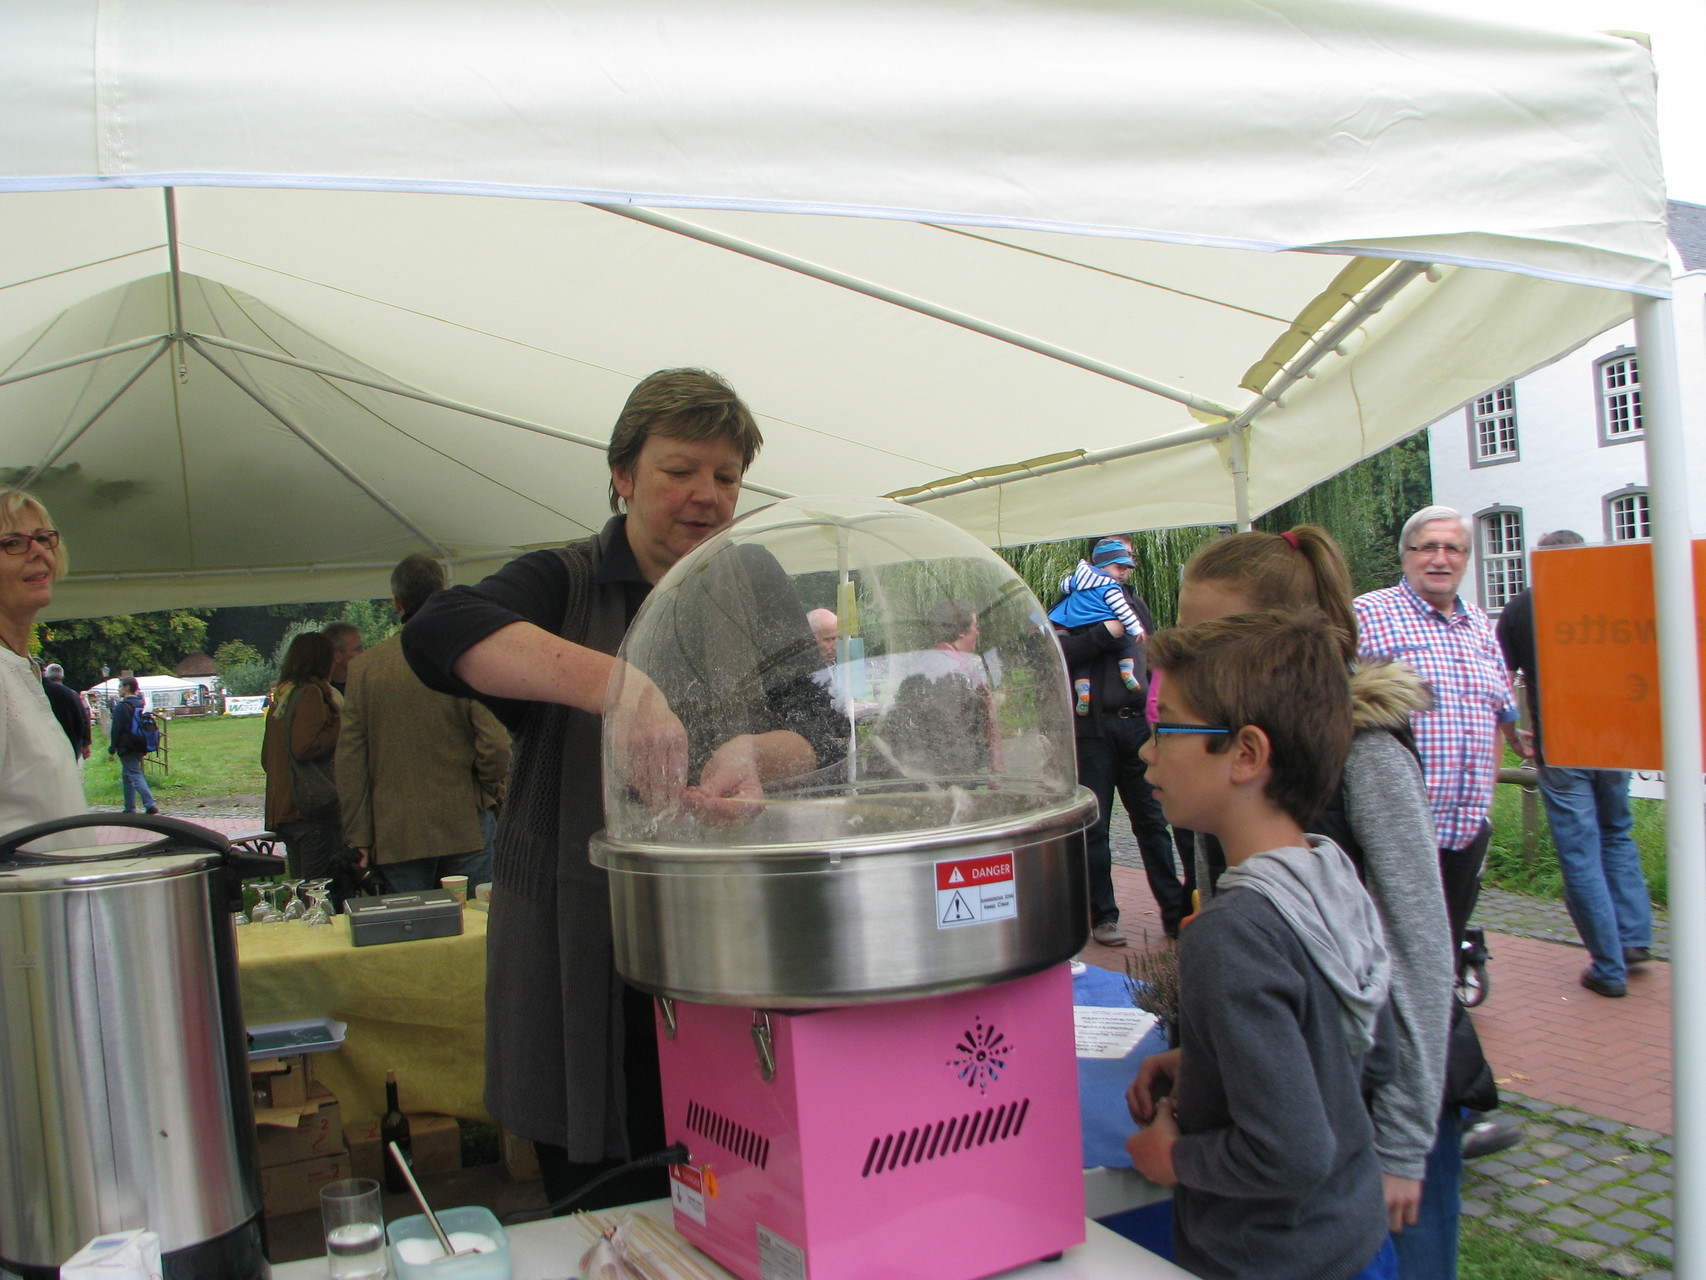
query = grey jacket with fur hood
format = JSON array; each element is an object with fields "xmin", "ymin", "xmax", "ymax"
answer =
[{"xmin": 1197, "ymin": 660, "xmax": 1453, "ymax": 1181}]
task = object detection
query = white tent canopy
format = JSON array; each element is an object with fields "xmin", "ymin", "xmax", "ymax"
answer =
[
  {"xmin": 5, "ymin": 1, "xmax": 1705, "ymax": 1269},
  {"xmin": 0, "ymin": 0, "xmax": 1669, "ymax": 619}
]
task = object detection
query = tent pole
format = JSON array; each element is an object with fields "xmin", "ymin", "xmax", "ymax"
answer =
[
  {"xmin": 891, "ymin": 419, "xmax": 1230, "ymax": 504},
  {"xmin": 896, "ymin": 260, "xmax": 1427, "ymax": 512},
  {"xmin": 18, "ymin": 339, "xmax": 171, "ymax": 486},
  {"xmin": 1228, "ymin": 428, "xmax": 1251, "ymax": 531},
  {"xmin": 188, "ymin": 332, "xmax": 796, "ymax": 503},
  {"xmin": 189, "ymin": 337, "xmax": 453, "ymax": 559},
  {"xmin": 1224, "ymin": 262, "xmax": 1430, "ymax": 432},
  {"xmin": 591, "ymin": 203, "xmax": 1241, "ymax": 422},
  {"xmin": 0, "ymin": 335, "xmax": 169, "ymax": 388},
  {"xmin": 164, "ymin": 189, "xmax": 185, "ymax": 337},
  {"xmin": 1634, "ymin": 292, "xmax": 1703, "ymax": 1279}
]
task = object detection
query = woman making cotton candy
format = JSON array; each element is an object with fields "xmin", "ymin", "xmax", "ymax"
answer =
[{"xmin": 404, "ymin": 368, "xmax": 839, "ymax": 1213}]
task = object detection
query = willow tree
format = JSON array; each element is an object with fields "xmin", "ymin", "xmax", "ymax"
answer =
[{"xmin": 1000, "ymin": 434, "xmax": 1432, "ymax": 626}]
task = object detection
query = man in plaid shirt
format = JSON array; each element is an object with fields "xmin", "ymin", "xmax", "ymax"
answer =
[{"xmin": 1354, "ymin": 505, "xmax": 1525, "ymax": 949}]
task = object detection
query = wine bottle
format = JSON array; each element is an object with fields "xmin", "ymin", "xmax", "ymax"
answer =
[{"xmin": 381, "ymin": 1069, "xmax": 412, "ymax": 1194}]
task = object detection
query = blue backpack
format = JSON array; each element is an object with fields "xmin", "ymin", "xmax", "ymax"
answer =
[
  {"xmin": 121, "ymin": 699, "xmax": 160, "ymax": 754},
  {"xmin": 135, "ymin": 705, "xmax": 161, "ymax": 753}
]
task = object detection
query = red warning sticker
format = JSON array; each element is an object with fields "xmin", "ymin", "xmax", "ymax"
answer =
[
  {"xmin": 669, "ymin": 1164, "xmax": 706, "ymax": 1226},
  {"xmin": 935, "ymin": 853, "xmax": 1017, "ymax": 929}
]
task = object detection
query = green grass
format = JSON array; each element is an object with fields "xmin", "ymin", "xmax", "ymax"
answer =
[
  {"xmin": 1457, "ymin": 1217, "xmax": 1609, "ymax": 1280},
  {"xmin": 1483, "ymin": 747, "xmax": 1668, "ymax": 907},
  {"xmin": 84, "ymin": 714, "xmax": 267, "ymax": 807}
]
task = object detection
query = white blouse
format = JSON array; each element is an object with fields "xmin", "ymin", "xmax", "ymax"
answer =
[{"xmin": 0, "ymin": 645, "xmax": 88, "ymax": 845}]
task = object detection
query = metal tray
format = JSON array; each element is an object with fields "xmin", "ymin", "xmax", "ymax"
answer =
[{"xmin": 246, "ymin": 1016, "xmax": 348, "ymax": 1061}]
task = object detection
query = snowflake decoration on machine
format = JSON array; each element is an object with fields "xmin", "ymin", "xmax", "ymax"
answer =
[{"xmin": 947, "ymin": 1015, "xmax": 1011, "ymax": 1093}]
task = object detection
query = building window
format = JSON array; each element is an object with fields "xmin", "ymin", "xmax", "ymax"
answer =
[
  {"xmin": 1478, "ymin": 507, "xmax": 1525, "ymax": 611},
  {"xmin": 1597, "ymin": 349, "xmax": 1643, "ymax": 445},
  {"xmin": 1468, "ymin": 384, "xmax": 1519, "ymax": 466},
  {"xmin": 1605, "ymin": 488, "xmax": 1651, "ymax": 542}
]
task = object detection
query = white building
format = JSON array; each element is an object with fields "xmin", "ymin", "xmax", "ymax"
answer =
[{"xmin": 1427, "ymin": 200, "xmax": 1706, "ymax": 615}]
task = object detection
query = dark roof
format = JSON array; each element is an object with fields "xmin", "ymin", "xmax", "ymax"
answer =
[
  {"xmin": 1670, "ymin": 200, "xmax": 1706, "ymax": 272},
  {"xmin": 172, "ymin": 651, "xmax": 218, "ymax": 678}
]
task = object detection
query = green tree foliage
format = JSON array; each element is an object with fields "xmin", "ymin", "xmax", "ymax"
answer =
[
  {"xmin": 339, "ymin": 598, "xmax": 398, "ymax": 649},
  {"xmin": 1253, "ymin": 434, "xmax": 1432, "ymax": 596},
  {"xmin": 997, "ymin": 435, "xmax": 1433, "ymax": 628},
  {"xmin": 37, "ymin": 609, "xmax": 211, "ymax": 689},
  {"xmin": 213, "ymin": 639, "xmax": 263, "ymax": 671},
  {"xmin": 213, "ymin": 639, "xmax": 273, "ymax": 697}
]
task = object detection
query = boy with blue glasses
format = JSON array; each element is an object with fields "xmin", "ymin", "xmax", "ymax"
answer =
[{"xmin": 1125, "ymin": 609, "xmax": 1396, "ymax": 1280}]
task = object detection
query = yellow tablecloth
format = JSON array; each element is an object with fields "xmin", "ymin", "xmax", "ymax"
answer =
[{"xmin": 237, "ymin": 909, "xmax": 489, "ymax": 1125}]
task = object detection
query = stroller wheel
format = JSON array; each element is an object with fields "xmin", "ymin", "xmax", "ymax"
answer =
[
  {"xmin": 1456, "ymin": 960, "xmax": 1489, "ymax": 1007},
  {"xmin": 1456, "ymin": 926, "xmax": 1490, "ymax": 1006}
]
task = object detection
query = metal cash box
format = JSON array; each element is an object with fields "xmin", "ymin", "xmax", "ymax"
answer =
[{"xmin": 345, "ymin": 890, "xmax": 464, "ymax": 946}]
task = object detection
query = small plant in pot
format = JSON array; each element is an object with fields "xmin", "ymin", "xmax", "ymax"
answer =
[{"xmin": 1125, "ymin": 934, "xmax": 1181, "ymax": 1048}]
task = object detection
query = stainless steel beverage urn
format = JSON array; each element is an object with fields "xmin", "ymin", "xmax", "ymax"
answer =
[{"xmin": 0, "ymin": 815, "xmax": 277, "ymax": 1279}]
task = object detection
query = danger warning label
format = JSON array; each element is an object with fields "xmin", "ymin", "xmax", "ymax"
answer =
[
  {"xmin": 669, "ymin": 1164, "xmax": 707, "ymax": 1226},
  {"xmin": 935, "ymin": 853, "xmax": 1017, "ymax": 929}
]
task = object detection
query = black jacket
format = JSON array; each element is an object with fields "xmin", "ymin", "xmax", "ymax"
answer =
[{"xmin": 1054, "ymin": 587, "xmax": 1157, "ymax": 739}]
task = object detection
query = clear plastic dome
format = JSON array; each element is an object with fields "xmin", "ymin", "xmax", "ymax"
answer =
[{"xmin": 600, "ymin": 495, "xmax": 1080, "ymax": 849}]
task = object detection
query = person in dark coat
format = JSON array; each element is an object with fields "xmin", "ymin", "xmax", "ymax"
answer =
[{"xmin": 41, "ymin": 663, "xmax": 90, "ymax": 760}]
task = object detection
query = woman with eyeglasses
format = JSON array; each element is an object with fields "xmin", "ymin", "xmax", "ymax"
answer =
[{"xmin": 0, "ymin": 487, "xmax": 87, "ymax": 841}]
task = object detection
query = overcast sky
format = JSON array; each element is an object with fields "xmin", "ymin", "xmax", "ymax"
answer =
[{"xmin": 1406, "ymin": 0, "xmax": 1703, "ymax": 205}]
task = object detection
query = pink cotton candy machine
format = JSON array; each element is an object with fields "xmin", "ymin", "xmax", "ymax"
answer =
[{"xmin": 592, "ymin": 497, "xmax": 1097, "ymax": 1280}]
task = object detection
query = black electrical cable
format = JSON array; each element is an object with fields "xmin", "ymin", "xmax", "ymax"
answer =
[{"xmin": 501, "ymin": 1143, "xmax": 692, "ymax": 1224}]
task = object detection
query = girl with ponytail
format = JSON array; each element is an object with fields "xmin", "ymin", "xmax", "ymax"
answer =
[{"xmin": 1172, "ymin": 525, "xmax": 1458, "ymax": 1268}]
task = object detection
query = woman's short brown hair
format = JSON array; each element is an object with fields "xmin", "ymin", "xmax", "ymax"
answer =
[
  {"xmin": 1147, "ymin": 608, "xmax": 1353, "ymax": 826},
  {"xmin": 606, "ymin": 368, "xmax": 763, "ymax": 512}
]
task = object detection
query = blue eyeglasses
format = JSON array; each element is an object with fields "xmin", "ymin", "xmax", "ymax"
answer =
[{"xmin": 1151, "ymin": 722, "xmax": 1233, "ymax": 737}]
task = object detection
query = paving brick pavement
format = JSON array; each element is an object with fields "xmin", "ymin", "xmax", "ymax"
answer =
[{"xmin": 1094, "ymin": 799, "xmax": 1676, "ymax": 1278}]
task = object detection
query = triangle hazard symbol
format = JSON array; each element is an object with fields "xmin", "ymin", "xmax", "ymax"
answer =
[
  {"xmin": 947, "ymin": 868, "xmax": 965, "ymax": 884},
  {"xmin": 942, "ymin": 891, "xmax": 976, "ymax": 924}
]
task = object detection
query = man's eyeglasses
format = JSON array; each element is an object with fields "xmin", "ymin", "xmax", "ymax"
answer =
[
  {"xmin": 0, "ymin": 530, "xmax": 59, "ymax": 556},
  {"xmin": 1150, "ymin": 722, "xmax": 1233, "ymax": 738},
  {"xmin": 1405, "ymin": 541, "xmax": 1468, "ymax": 559}
]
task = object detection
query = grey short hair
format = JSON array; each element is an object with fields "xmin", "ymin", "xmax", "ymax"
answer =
[
  {"xmin": 1399, "ymin": 505, "xmax": 1472, "ymax": 556},
  {"xmin": 43, "ymin": 663, "xmax": 64, "ymax": 679},
  {"xmin": 323, "ymin": 620, "xmax": 362, "ymax": 649},
  {"xmin": 1536, "ymin": 529, "xmax": 1586, "ymax": 549}
]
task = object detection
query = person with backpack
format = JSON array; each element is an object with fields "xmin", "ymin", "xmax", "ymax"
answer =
[{"xmin": 108, "ymin": 674, "xmax": 159, "ymax": 815}]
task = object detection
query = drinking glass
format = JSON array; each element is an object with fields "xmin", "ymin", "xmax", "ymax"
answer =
[{"xmin": 320, "ymin": 1178, "xmax": 387, "ymax": 1280}]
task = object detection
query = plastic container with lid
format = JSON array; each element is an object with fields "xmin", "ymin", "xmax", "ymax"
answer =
[{"xmin": 591, "ymin": 496, "xmax": 1095, "ymax": 1007}]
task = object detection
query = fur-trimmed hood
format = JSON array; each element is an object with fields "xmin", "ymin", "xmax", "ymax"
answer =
[{"xmin": 1349, "ymin": 659, "xmax": 1431, "ymax": 733}]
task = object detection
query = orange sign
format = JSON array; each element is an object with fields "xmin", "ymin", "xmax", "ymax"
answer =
[{"xmin": 1531, "ymin": 541, "xmax": 1706, "ymax": 770}]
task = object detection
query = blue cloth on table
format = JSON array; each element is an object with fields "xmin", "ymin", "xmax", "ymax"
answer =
[{"xmin": 1075, "ymin": 962, "xmax": 1170, "ymax": 1169}]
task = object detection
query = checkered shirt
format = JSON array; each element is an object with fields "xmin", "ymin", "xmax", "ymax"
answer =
[{"xmin": 1354, "ymin": 580, "xmax": 1518, "ymax": 850}]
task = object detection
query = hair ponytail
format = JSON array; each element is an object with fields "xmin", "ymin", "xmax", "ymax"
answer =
[{"xmin": 1182, "ymin": 524, "xmax": 1359, "ymax": 664}]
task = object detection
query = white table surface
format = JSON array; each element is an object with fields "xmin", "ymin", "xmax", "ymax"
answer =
[{"xmin": 270, "ymin": 1196, "xmax": 1193, "ymax": 1280}]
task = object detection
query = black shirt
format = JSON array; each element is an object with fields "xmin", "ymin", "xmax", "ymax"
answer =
[{"xmin": 1493, "ymin": 588, "xmax": 1541, "ymax": 752}]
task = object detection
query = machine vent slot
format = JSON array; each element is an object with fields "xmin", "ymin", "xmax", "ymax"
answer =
[
  {"xmin": 859, "ymin": 1099, "xmax": 1031, "ymax": 1177},
  {"xmin": 685, "ymin": 1101, "xmax": 771, "ymax": 1170}
]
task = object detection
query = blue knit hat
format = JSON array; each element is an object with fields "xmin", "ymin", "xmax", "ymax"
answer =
[{"xmin": 1091, "ymin": 538, "xmax": 1133, "ymax": 568}]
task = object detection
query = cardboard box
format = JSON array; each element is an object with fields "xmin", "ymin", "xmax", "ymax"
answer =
[
  {"xmin": 255, "ymin": 1084, "xmax": 343, "ymax": 1168},
  {"xmin": 250, "ymin": 1054, "xmax": 313, "ymax": 1109},
  {"xmin": 499, "ymin": 1128, "xmax": 540, "ymax": 1184},
  {"xmin": 259, "ymin": 1150, "xmax": 351, "ymax": 1217},
  {"xmin": 347, "ymin": 1113, "xmax": 461, "ymax": 1184}
]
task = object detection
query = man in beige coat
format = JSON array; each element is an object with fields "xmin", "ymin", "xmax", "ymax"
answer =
[{"xmin": 338, "ymin": 555, "xmax": 511, "ymax": 892}]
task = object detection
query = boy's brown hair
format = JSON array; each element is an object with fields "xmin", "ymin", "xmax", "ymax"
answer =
[{"xmin": 1147, "ymin": 608, "xmax": 1353, "ymax": 825}]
